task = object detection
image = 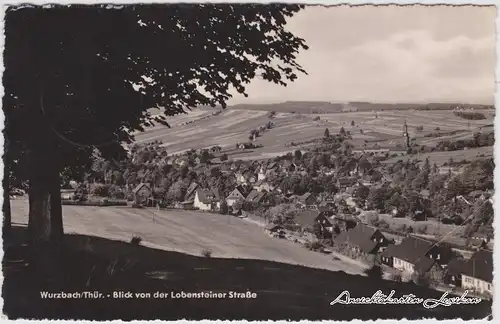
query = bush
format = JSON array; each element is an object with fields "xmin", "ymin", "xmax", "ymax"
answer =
[
  {"xmin": 90, "ymin": 183, "xmax": 111, "ymax": 197},
  {"xmin": 201, "ymin": 248, "xmax": 213, "ymax": 258},
  {"xmin": 130, "ymin": 236, "xmax": 142, "ymax": 245},
  {"xmin": 309, "ymin": 241, "xmax": 323, "ymax": 251},
  {"xmin": 412, "ymin": 273, "xmax": 430, "ymax": 287}
]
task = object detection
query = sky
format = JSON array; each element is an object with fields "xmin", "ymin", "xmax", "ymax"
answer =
[{"xmin": 228, "ymin": 5, "xmax": 496, "ymax": 105}]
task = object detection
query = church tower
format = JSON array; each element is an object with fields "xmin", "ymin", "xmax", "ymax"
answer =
[{"xmin": 403, "ymin": 120, "xmax": 410, "ymax": 148}]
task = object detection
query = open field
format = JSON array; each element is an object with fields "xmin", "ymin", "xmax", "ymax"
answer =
[
  {"xmin": 10, "ymin": 199, "xmax": 364, "ymax": 275},
  {"xmin": 134, "ymin": 108, "xmax": 494, "ymax": 160}
]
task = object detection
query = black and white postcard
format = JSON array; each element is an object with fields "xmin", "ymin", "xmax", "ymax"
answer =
[{"xmin": 1, "ymin": 1, "xmax": 496, "ymax": 321}]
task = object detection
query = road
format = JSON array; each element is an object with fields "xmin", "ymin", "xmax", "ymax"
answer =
[{"xmin": 11, "ymin": 199, "xmax": 365, "ymax": 275}]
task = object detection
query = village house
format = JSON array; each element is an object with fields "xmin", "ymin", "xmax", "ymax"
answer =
[
  {"xmin": 253, "ymin": 179, "xmax": 275, "ymax": 193},
  {"xmin": 337, "ymin": 177, "xmax": 358, "ymax": 190},
  {"xmin": 467, "ymin": 233, "xmax": 491, "ymax": 251},
  {"xmin": 412, "ymin": 208, "xmax": 428, "ymax": 221},
  {"xmin": 444, "ymin": 258, "xmax": 468, "ymax": 287},
  {"xmin": 174, "ymin": 157, "xmax": 188, "ymax": 168},
  {"xmin": 381, "ymin": 236, "xmax": 452, "ymax": 280},
  {"xmin": 61, "ymin": 189, "xmax": 76, "ymax": 200},
  {"xmin": 281, "ymin": 160, "xmax": 297, "ymax": 173},
  {"xmin": 257, "ymin": 166, "xmax": 267, "ymax": 181},
  {"xmin": 331, "ymin": 214, "xmax": 358, "ymax": 234},
  {"xmin": 245, "ymin": 190, "xmax": 270, "ymax": 206},
  {"xmin": 265, "ymin": 224, "xmax": 286, "ymax": 238},
  {"xmin": 183, "ymin": 182, "xmax": 199, "ymax": 202},
  {"xmin": 193, "ymin": 189, "xmax": 220, "ymax": 211},
  {"xmin": 236, "ymin": 171, "xmax": 257, "ymax": 185},
  {"xmin": 265, "ymin": 161, "xmax": 278, "ymax": 171},
  {"xmin": 333, "ymin": 223, "xmax": 389, "ymax": 256},
  {"xmin": 237, "ymin": 142, "xmax": 254, "ymax": 150},
  {"xmin": 294, "ymin": 210, "xmax": 333, "ymax": 236},
  {"xmin": 317, "ymin": 205, "xmax": 335, "ymax": 216},
  {"xmin": 320, "ymin": 193, "xmax": 336, "ymax": 206},
  {"xmin": 460, "ymin": 250, "xmax": 493, "ymax": 295},
  {"xmin": 226, "ymin": 186, "xmax": 246, "ymax": 207},
  {"xmin": 296, "ymin": 193, "xmax": 317, "ymax": 208},
  {"xmin": 132, "ymin": 183, "xmax": 152, "ymax": 205}
]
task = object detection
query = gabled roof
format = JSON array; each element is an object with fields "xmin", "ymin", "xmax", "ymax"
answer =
[
  {"xmin": 381, "ymin": 236, "xmax": 452, "ymax": 272},
  {"xmin": 133, "ymin": 183, "xmax": 151, "ymax": 194},
  {"xmin": 297, "ymin": 193, "xmax": 314, "ymax": 204},
  {"xmin": 254, "ymin": 179, "xmax": 265, "ymax": 186},
  {"xmin": 446, "ymin": 258, "xmax": 468, "ymax": 277},
  {"xmin": 196, "ymin": 189, "xmax": 220, "ymax": 204},
  {"xmin": 227, "ymin": 187, "xmax": 245, "ymax": 199},
  {"xmin": 462, "ymin": 250, "xmax": 493, "ymax": 282},
  {"xmin": 185, "ymin": 182, "xmax": 199, "ymax": 198},
  {"xmin": 334, "ymin": 223, "xmax": 380, "ymax": 254},
  {"xmin": 266, "ymin": 224, "xmax": 284, "ymax": 232},
  {"xmin": 267, "ymin": 162, "xmax": 277, "ymax": 170},
  {"xmin": 294, "ymin": 210, "xmax": 332, "ymax": 229}
]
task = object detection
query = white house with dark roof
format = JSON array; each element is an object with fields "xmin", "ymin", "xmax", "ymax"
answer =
[
  {"xmin": 194, "ymin": 189, "xmax": 220, "ymax": 211},
  {"xmin": 226, "ymin": 187, "xmax": 246, "ymax": 207},
  {"xmin": 461, "ymin": 250, "xmax": 493, "ymax": 295}
]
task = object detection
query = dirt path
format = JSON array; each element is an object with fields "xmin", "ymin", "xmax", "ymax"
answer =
[{"xmin": 11, "ymin": 199, "xmax": 365, "ymax": 275}]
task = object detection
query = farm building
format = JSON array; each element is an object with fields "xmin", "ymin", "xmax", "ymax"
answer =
[
  {"xmin": 132, "ymin": 183, "xmax": 152, "ymax": 205},
  {"xmin": 194, "ymin": 190, "xmax": 220, "ymax": 211}
]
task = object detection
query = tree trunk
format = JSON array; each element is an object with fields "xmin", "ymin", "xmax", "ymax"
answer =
[
  {"xmin": 28, "ymin": 150, "xmax": 63, "ymax": 245},
  {"xmin": 3, "ymin": 162, "xmax": 11, "ymax": 236}
]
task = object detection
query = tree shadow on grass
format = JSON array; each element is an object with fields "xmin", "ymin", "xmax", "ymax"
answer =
[{"xmin": 3, "ymin": 225, "xmax": 492, "ymax": 321}]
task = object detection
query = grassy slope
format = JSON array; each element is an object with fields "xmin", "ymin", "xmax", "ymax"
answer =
[
  {"xmin": 10, "ymin": 200, "xmax": 364, "ymax": 275},
  {"xmin": 4, "ymin": 226, "xmax": 491, "ymax": 320}
]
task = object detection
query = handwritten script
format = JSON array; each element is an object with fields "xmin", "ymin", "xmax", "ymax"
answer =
[{"xmin": 330, "ymin": 290, "xmax": 482, "ymax": 309}]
